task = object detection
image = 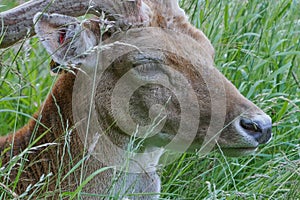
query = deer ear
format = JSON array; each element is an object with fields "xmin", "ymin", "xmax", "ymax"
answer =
[{"xmin": 34, "ymin": 12, "xmax": 98, "ymax": 66}]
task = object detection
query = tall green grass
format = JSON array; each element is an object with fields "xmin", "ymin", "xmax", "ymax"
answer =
[{"xmin": 0, "ymin": 0, "xmax": 299, "ymax": 199}]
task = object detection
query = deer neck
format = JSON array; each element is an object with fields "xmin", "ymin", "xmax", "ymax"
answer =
[{"xmin": 0, "ymin": 71, "xmax": 76, "ymax": 155}]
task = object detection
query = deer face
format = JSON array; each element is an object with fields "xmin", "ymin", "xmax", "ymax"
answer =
[{"xmin": 34, "ymin": 12, "xmax": 272, "ymax": 157}]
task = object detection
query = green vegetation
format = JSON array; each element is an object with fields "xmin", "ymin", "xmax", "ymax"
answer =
[
  {"xmin": 0, "ymin": 0, "xmax": 299, "ymax": 199},
  {"xmin": 0, "ymin": 0, "xmax": 20, "ymax": 12}
]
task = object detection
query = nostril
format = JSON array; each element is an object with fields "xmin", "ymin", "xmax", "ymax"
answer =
[
  {"xmin": 240, "ymin": 118, "xmax": 262, "ymax": 133},
  {"xmin": 239, "ymin": 117, "xmax": 272, "ymax": 144}
]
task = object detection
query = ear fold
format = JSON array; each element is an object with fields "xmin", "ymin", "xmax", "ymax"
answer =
[{"xmin": 33, "ymin": 12, "xmax": 99, "ymax": 66}]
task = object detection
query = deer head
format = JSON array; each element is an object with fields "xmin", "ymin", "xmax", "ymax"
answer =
[{"xmin": 32, "ymin": 7, "xmax": 271, "ymax": 159}]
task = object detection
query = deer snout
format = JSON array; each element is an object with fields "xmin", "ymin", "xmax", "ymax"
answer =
[{"xmin": 239, "ymin": 115, "xmax": 272, "ymax": 144}]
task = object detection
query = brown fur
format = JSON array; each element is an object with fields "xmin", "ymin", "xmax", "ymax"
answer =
[
  {"xmin": 0, "ymin": 72, "xmax": 118, "ymax": 198},
  {"xmin": 0, "ymin": 72, "xmax": 79, "ymax": 195}
]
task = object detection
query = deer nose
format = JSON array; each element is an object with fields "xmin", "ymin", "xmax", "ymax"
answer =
[{"xmin": 240, "ymin": 117, "xmax": 272, "ymax": 144}]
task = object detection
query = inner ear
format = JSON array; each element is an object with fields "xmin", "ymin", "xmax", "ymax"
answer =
[
  {"xmin": 58, "ymin": 28, "xmax": 67, "ymax": 44},
  {"xmin": 34, "ymin": 12, "xmax": 81, "ymax": 65}
]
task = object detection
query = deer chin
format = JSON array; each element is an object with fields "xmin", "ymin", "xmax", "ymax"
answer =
[{"xmin": 219, "ymin": 147, "xmax": 259, "ymax": 157}]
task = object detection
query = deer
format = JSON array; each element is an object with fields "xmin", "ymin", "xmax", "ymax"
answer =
[{"xmin": 0, "ymin": 0, "xmax": 272, "ymax": 199}]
